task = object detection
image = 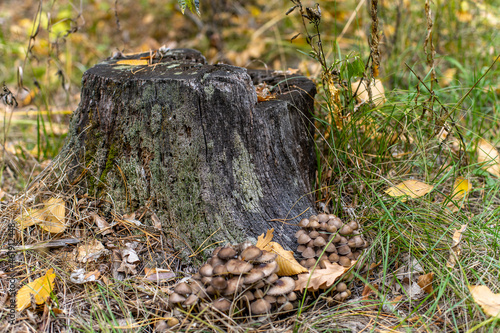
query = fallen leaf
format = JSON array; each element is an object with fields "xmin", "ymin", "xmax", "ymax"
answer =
[
  {"xmin": 151, "ymin": 212, "xmax": 162, "ymax": 231},
  {"xmin": 17, "ymin": 269, "xmax": 56, "ymax": 312},
  {"xmin": 477, "ymin": 139, "xmax": 500, "ymax": 177},
  {"xmin": 144, "ymin": 267, "xmax": 175, "ymax": 282},
  {"xmin": 362, "ymin": 283, "xmax": 379, "ymax": 300},
  {"xmin": 117, "ymin": 261, "xmax": 137, "ymax": 275},
  {"xmin": 295, "ymin": 261, "xmax": 350, "ymax": 292},
  {"xmin": 384, "ymin": 180, "xmax": 434, "ymax": 201},
  {"xmin": 452, "ymin": 225, "xmax": 467, "ymax": 247},
  {"xmin": 450, "ymin": 177, "xmax": 472, "ymax": 200},
  {"xmin": 75, "ymin": 240, "xmax": 108, "ymax": 263},
  {"xmin": 447, "ymin": 224, "xmax": 467, "ymax": 268},
  {"xmin": 15, "ymin": 207, "xmax": 45, "ymax": 229},
  {"xmin": 122, "ymin": 242, "xmax": 140, "ymax": 264},
  {"xmin": 469, "ymin": 285, "xmax": 500, "ymax": 317},
  {"xmin": 69, "ymin": 269, "xmax": 100, "ymax": 284},
  {"xmin": 417, "ymin": 272, "xmax": 434, "ymax": 294},
  {"xmin": 352, "ymin": 79, "xmax": 386, "ymax": 107},
  {"xmin": 256, "ymin": 228, "xmax": 274, "ymax": 250},
  {"xmin": 115, "ymin": 59, "xmax": 148, "ymax": 66},
  {"xmin": 266, "ymin": 241, "xmax": 308, "ymax": 276},
  {"xmin": 91, "ymin": 212, "xmax": 112, "ymax": 235},
  {"xmin": 38, "ymin": 198, "xmax": 66, "ymax": 233}
]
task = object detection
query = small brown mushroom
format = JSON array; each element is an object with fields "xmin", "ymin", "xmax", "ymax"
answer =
[
  {"xmin": 277, "ymin": 295, "xmax": 287, "ymax": 304},
  {"xmin": 336, "ymin": 282, "xmax": 347, "ymax": 292},
  {"xmin": 319, "ymin": 222, "xmax": 328, "ymax": 230},
  {"xmin": 328, "ymin": 215, "xmax": 343, "ymax": 229},
  {"xmin": 298, "ymin": 218, "xmax": 310, "ymax": 228},
  {"xmin": 174, "ymin": 282, "xmax": 192, "ymax": 296},
  {"xmin": 319, "ymin": 260, "xmax": 330, "ymax": 269},
  {"xmin": 295, "ymin": 229, "xmax": 307, "ymax": 238},
  {"xmin": 212, "ymin": 298, "xmax": 232, "ymax": 312},
  {"xmin": 222, "ymin": 277, "xmax": 243, "ymax": 296},
  {"xmin": 240, "ymin": 290, "xmax": 255, "ymax": 302},
  {"xmin": 297, "ymin": 233, "xmax": 312, "ymax": 245},
  {"xmin": 264, "ymin": 295, "xmax": 277, "ymax": 304},
  {"xmin": 309, "ymin": 215, "xmax": 319, "ymax": 222},
  {"xmin": 346, "ymin": 252, "xmax": 355, "ymax": 260},
  {"xmin": 199, "ymin": 264, "xmax": 213, "ymax": 277},
  {"xmin": 236, "ymin": 240, "xmax": 253, "ymax": 253},
  {"xmin": 313, "ymin": 237, "xmax": 326, "ymax": 247},
  {"xmin": 339, "ymin": 225, "xmax": 353, "ymax": 236},
  {"xmin": 205, "ymin": 285, "xmax": 217, "ymax": 295},
  {"xmin": 328, "ymin": 253, "xmax": 339, "ymax": 263},
  {"xmin": 183, "ymin": 294, "xmax": 199, "ymax": 307},
  {"xmin": 309, "ymin": 220, "xmax": 320, "ymax": 229},
  {"xmin": 169, "ymin": 293, "xmax": 186, "ymax": 305},
  {"xmin": 281, "ymin": 301, "xmax": 294, "ymax": 311},
  {"xmin": 251, "ymin": 299, "xmax": 272, "ymax": 315},
  {"xmin": 329, "ymin": 234, "xmax": 341, "ymax": 243},
  {"xmin": 211, "ymin": 276, "xmax": 228, "ymax": 290},
  {"xmin": 191, "ymin": 272, "xmax": 202, "ymax": 280},
  {"xmin": 240, "ymin": 245, "xmax": 263, "ymax": 261},
  {"xmin": 317, "ymin": 213, "xmax": 329, "ymax": 223},
  {"xmin": 339, "ymin": 256, "xmax": 352, "ymax": 267},
  {"xmin": 306, "ymin": 240, "xmax": 315, "ymax": 248},
  {"xmin": 218, "ymin": 247, "xmax": 237, "ymax": 260},
  {"xmin": 326, "ymin": 225, "xmax": 337, "ymax": 233},
  {"xmin": 244, "ymin": 269, "xmax": 265, "ymax": 284},
  {"xmin": 337, "ymin": 244, "xmax": 351, "ymax": 256},
  {"xmin": 302, "ymin": 247, "xmax": 316, "ymax": 259},
  {"xmin": 213, "ymin": 264, "xmax": 228, "ymax": 276},
  {"xmin": 305, "ymin": 258, "xmax": 317, "ymax": 268},
  {"xmin": 253, "ymin": 289, "xmax": 265, "ymax": 299},
  {"xmin": 324, "ymin": 243, "xmax": 336, "ymax": 252},
  {"xmin": 288, "ymin": 292, "xmax": 297, "ymax": 301},
  {"xmin": 252, "ymin": 250, "xmax": 277, "ymax": 263},
  {"xmin": 256, "ymin": 261, "xmax": 278, "ymax": 277},
  {"xmin": 339, "ymin": 291, "xmax": 349, "ymax": 300},
  {"xmin": 266, "ymin": 273, "xmax": 279, "ymax": 284},
  {"xmin": 201, "ymin": 276, "xmax": 212, "ymax": 285},
  {"xmin": 297, "ymin": 245, "xmax": 306, "ymax": 253},
  {"xmin": 254, "ymin": 281, "xmax": 265, "ymax": 289},
  {"xmin": 267, "ymin": 277, "xmax": 295, "ymax": 296},
  {"xmin": 226, "ymin": 259, "xmax": 253, "ymax": 275},
  {"xmin": 347, "ymin": 220, "xmax": 358, "ymax": 230},
  {"xmin": 309, "ymin": 230, "xmax": 320, "ymax": 239},
  {"xmin": 210, "ymin": 257, "xmax": 225, "ymax": 268}
]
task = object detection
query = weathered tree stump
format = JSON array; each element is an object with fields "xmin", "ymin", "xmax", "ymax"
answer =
[{"xmin": 61, "ymin": 48, "xmax": 317, "ymax": 259}]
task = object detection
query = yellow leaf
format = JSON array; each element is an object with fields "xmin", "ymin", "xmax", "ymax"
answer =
[
  {"xmin": 469, "ymin": 285, "xmax": 500, "ymax": 317},
  {"xmin": 450, "ymin": 177, "xmax": 472, "ymax": 200},
  {"xmin": 384, "ymin": 180, "xmax": 434, "ymax": 201},
  {"xmin": 295, "ymin": 261, "xmax": 350, "ymax": 292},
  {"xmin": 266, "ymin": 241, "xmax": 308, "ymax": 276},
  {"xmin": 17, "ymin": 268, "xmax": 56, "ymax": 312},
  {"xmin": 115, "ymin": 59, "xmax": 148, "ymax": 66},
  {"xmin": 477, "ymin": 139, "xmax": 500, "ymax": 178},
  {"xmin": 15, "ymin": 207, "xmax": 45, "ymax": 229},
  {"xmin": 439, "ymin": 68, "xmax": 457, "ymax": 88},
  {"xmin": 38, "ymin": 198, "xmax": 66, "ymax": 233},
  {"xmin": 351, "ymin": 79, "xmax": 386, "ymax": 107},
  {"xmin": 256, "ymin": 228, "xmax": 274, "ymax": 250}
]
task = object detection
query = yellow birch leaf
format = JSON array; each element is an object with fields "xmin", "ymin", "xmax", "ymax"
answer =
[
  {"xmin": 469, "ymin": 285, "xmax": 500, "ymax": 317},
  {"xmin": 351, "ymin": 79, "xmax": 386, "ymax": 107},
  {"xmin": 15, "ymin": 207, "xmax": 46, "ymax": 229},
  {"xmin": 256, "ymin": 228, "xmax": 274, "ymax": 250},
  {"xmin": 38, "ymin": 198, "xmax": 66, "ymax": 233},
  {"xmin": 384, "ymin": 180, "xmax": 434, "ymax": 201},
  {"xmin": 266, "ymin": 241, "xmax": 308, "ymax": 276},
  {"xmin": 115, "ymin": 59, "xmax": 148, "ymax": 66},
  {"xmin": 17, "ymin": 268, "xmax": 56, "ymax": 312},
  {"xmin": 477, "ymin": 139, "xmax": 500, "ymax": 177},
  {"xmin": 450, "ymin": 177, "xmax": 472, "ymax": 200}
]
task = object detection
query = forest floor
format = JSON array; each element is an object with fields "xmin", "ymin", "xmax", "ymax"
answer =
[{"xmin": 0, "ymin": 0, "xmax": 499, "ymax": 332}]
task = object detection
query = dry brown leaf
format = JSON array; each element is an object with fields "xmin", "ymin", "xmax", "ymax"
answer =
[
  {"xmin": 76, "ymin": 239, "xmax": 108, "ymax": 263},
  {"xmin": 256, "ymin": 228, "xmax": 274, "ymax": 250},
  {"xmin": 352, "ymin": 79, "xmax": 386, "ymax": 107},
  {"xmin": 91, "ymin": 212, "xmax": 112, "ymax": 235},
  {"xmin": 477, "ymin": 139, "xmax": 500, "ymax": 177},
  {"xmin": 384, "ymin": 180, "xmax": 434, "ymax": 201},
  {"xmin": 417, "ymin": 272, "xmax": 434, "ymax": 294},
  {"xmin": 452, "ymin": 224, "xmax": 467, "ymax": 247},
  {"xmin": 469, "ymin": 285, "xmax": 500, "ymax": 317},
  {"xmin": 17, "ymin": 268, "xmax": 56, "ymax": 312},
  {"xmin": 15, "ymin": 207, "xmax": 45, "ymax": 229},
  {"xmin": 447, "ymin": 224, "xmax": 467, "ymax": 268},
  {"xmin": 266, "ymin": 241, "xmax": 308, "ymax": 276},
  {"xmin": 295, "ymin": 261, "xmax": 350, "ymax": 292},
  {"xmin": 115, "ymin": 59, "xmax": 148, "ymax": 66},
  {"xmin": 38, "ymin": 198, "xmax": 66, "ymax": 233}
]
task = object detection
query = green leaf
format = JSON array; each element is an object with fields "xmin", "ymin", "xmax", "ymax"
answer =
[
  {"xmin": 347, "ymin": 57, "xmax": 365, "ymax": 79},
  {"xmin": 179, "ymin": 0, "xmax": 200, "ymax": 16},
  {"xmin": 178, "ymin": 0, "xmax": 187, "ymax": 14}
]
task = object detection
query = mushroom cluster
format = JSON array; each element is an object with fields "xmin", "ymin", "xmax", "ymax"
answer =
[
  {"xmin": 296, "ymin": 213, "xmax": 367, "ymax": 269},
  {"xmin": 168, "ymin": 242, "xmax": 298, "ymax": 315}
]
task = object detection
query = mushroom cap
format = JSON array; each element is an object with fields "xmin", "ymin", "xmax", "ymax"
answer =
[
  {"xmin": 199, "ymin": 264, "xmax": 213, "ymax": 277},
  {"xmin": 298, "ymin": 218, "xmax": 310, "ymax": 228},
  {"xmin": 222, "ymin": 277, "xmax": 244, "ymax": 296},
  {"xmin": 267, "ymin": 277, "xmax": 295, "ymax": 296},
  {"xmin": 317, "ymin": 213, "xmax": 329, "ymax": 223},
  {"xmin": 277, "ymin": 295, "xmax": 287, "ymax": 304},
  {"xmin": 305, "ymin": 258, "xmax": 316, "ymax": 268},
  {"xmin": 295, "ymin": 229, "xmax": 306, "ymax": 238},
  {"xmin": 252, "ymin": 250, "xmax": 277, "ymax": 263},
  {"xmin": 169, "ymin": 293, "xmax": 186, "ymax": 304},
  {"xmin": 309, "ymin": 230, "xmax": 320, "ymax": 239},
  {"xmin": 183, "ymin": 294, "xmax": 199, "ymax": 307},
  {"xmin": 209, "ymin": 257, "xmax": 225, "ymax": 268},
  {"xmin": 264, "ymin": 295, "xmax": 277, "ymax": 304},
  {"xmin": 212, "ymin": 246, "xmax": 222, "ymax": 257},
  {"xmin": 254, "ymin": 280, "xmax": 265, "ymax": 289},
  {"xmin": 253, "ymin": 289, "xmax": 265, "ymax": 299},
  {"xmin": 250, "ymin": 299, "xmax": 272, "ymax": 315},
  {"xmin": 236, "ymin": 240, "xmax": 253, "ymax": 253},
  {"xmin": 191, "ymin": 272, "xmax": 202, "ymax": 280},
  {"xmin": 240, "ymin": 246, "xmax": 263, "ymax": 261},
  {"xmin": 337, "ymin": 244, "xmax": 351, "ymax": 255},
  {"xmin": 240, "ymin": 290, "xmax": 255, "ymax": 302},
  {"xmin": 339, "ymin": 256, "xmax": 352, "ymax": 267},
  {"xmin": 174, "ymin": 282, "xmax": 192, "ymax": 295},
  {"xmin": 226, "ymin": 259, "xmax": 253, "ymax": 275},
  {"xmin": 348, "ymin": 220, "xmax": 358, "ymax": 230},
  {"xmin": 212, "ymin": 298, "xmax": 232, "ymax": 312},
  {"xmin": 309, "ymin": 215, "xmax": 319, "ymax": 222},
  {"xmin": 301, "ymin": 247, "xmax": 316, "ymax": 259},
  {"xmin": 244, "ymin": 269, "xmax": 265, "ymax": 284},
  {"xmin": 281, "ymin": 301, "xmax": 294, "ymax": 311},
  {"xmin": 255, "ymin": 261, "xmax": 278, "ymax": 277},
  {"xmin": 211, "ymin": 276, "xmax": 228, "ymax": 290},
  {"xmin": 297, "ymin": 233, "xmax": 312, "ymax": 245},
  {"xmin": 218, "ymin": 247, "xmax": 237, "ymax": 260},
  {"xmin": 265, "ymin": 273, "xmax": 279, "ymax": 284},
  {"xmin": 336, "ymin": 282, "xmax": 347, "ymax": 292},
  {"xmin": 213, "ymin": 264, "xmax": 228, "ymax": 276},
  {"xmin": 313, "ymin": 237, "xmax": 326, "ymax": 247},
  {"xmin": 324, "ymin": 243, "xmax": 336, "ymax": 252},
  {"xmin": 326, "ymin": 225, "xmax": 337, "ymax": 233},
  {"xmin": 328, "ymin": 253, "xmax": 340, "ymax": 263},
  {"xmin": 309, "ymin": 220, "xmax": 320, "ymax": 229},
  {"xmin": 339, "ymin": 225, "xmax": 353, "ymax": 235},
  {"xmin": 201, "ymin": 276, "xmax": 212, "ymax": 285},
  {"xmin": 297, "ymin": 245, "xmax": 306, "ymax": 253},
  {"xmin": 205, "ymin": 285, "xmax": 217, "ymax": 295},
  {"xmin": 287, "ymin": 292, "xmax": 297, "ymax": 301},
  {"xmin": 328, "ymin": 217, "xmax": 343, "ymax": 229}
]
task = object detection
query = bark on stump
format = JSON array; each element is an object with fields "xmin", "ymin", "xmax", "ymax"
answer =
[{"xmin": 62, "ymin": 48, "xmax": 317, "ymax": 259}]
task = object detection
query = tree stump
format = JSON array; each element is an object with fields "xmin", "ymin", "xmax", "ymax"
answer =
[{"xmin": 60, "ymin": 48, "xmax": 317, "ymax": 259}]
